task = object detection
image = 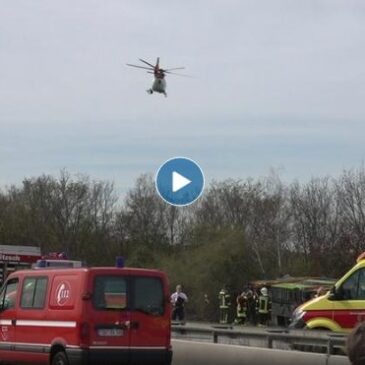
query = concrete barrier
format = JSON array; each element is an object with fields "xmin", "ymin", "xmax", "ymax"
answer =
[{"xmin": 172, "ymin": 339, "xmax": 351, "ymax": 365}]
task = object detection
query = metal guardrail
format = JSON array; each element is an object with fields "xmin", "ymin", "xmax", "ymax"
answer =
[
  {"xmin": 171, "ymin": 324, "xmax": 347, "ymax": 355},
  {"xmin": 172, "ymin": 339, "xmax": 351, "ymax": 365}
]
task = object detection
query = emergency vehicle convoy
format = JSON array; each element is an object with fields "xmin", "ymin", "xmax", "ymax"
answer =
[
  {"xmin": 0, "ymin": 257, "xmax": 172, "ymax": 365},
  {"xmin": 291, "ymin": 252, "xmax": 365, "ymax": 332}
]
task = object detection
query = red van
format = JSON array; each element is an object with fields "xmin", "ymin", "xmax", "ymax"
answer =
[{"xmin": 0, "ymin": 266, "xmax": 172, "ymax": 365}]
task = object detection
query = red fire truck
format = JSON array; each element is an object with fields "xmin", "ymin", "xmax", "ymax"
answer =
[
  {"xmin": 0, "ymin": 245, "xmax": 42, "ymax": 284},
  {"xmin": 0, "ymin": 258, "xmax": 172, "ymax": 365}
]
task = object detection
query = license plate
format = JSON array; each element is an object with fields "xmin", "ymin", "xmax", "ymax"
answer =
[{"xmin": 98, "ymin": 328, "xmax": 123, "ymax": 336}]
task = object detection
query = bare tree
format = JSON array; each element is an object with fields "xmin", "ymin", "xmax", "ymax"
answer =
[
  {"xmin": 336, "ymin": 167, "xmax": 365, "ymax": 256},
  {"xmin": 289, "ymin": 177, "xmax": 340, "ymax": 274}
]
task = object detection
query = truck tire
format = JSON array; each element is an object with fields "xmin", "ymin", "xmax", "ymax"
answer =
[{"xmin": 52, "ymin": 351, "xmax": 69, "ymax": 365}]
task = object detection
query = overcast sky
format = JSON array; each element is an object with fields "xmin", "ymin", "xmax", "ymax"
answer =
[{"xmin": 1, "ymin": 1, "xmax": 365, "ymax": 195}]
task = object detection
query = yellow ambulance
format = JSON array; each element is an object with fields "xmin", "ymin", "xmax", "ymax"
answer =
[{"xmin": 291, "ymin": 252, "xmax": 365, "ymax": 332}]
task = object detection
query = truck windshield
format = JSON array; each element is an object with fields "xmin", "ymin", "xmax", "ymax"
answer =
[{"xmin": 93, "ymin": 276, "xmax": 127, "ymax": 310}]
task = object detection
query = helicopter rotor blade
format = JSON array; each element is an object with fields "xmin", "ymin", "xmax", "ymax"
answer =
[
  {"xmin": 163, "ymin": 67, "xmax": 185, "ymax": 72},
  {"xmin": 126, "ymin": 64, "xmax": 154, "ymax": 71},
  {"xmin": 139, "ymin": 58, "xmax": 156, "ymax": 68},
  {"xmin": 164, "ymin": 70, "xmax": 193, "ymax": 78}
]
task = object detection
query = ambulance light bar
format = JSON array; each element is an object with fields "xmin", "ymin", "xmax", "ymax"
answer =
[{"xmin": 34, "ymin": 259, "xmax": 85, "ymax": 269}]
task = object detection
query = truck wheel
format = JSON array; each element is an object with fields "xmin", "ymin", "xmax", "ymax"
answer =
[{"xmin": 52, "ymin": 351, "xmax": 69, "ymax": 365}]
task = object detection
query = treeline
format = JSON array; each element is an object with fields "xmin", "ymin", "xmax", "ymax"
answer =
[{"xmin": 0, "ymin": 168, "xmax": 365, "ymax": 319}]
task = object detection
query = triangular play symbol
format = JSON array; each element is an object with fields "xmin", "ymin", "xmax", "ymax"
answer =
[{"xmin": 172, "ymin": 171, "xmax": 192, "ymax": 193}]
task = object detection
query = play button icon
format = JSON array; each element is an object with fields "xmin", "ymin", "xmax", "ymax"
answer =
[
  {"xmin": 172, "ymin": 171, "xmax": 191, "ymax": 193},
  {"xmin": 156, "ymin": 157, "xmax": 205, "ymax": 206}
]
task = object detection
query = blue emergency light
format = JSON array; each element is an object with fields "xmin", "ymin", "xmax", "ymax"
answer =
[
  {"xmin": 36, "ymin": 260, "xmax": 47, "ymax": 268},
  {"xmin": 116, "ymin": 256, "xmax": 125, "ymax": 268}
]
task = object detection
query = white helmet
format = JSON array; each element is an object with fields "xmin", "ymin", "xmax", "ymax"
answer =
[{"xmin": 261, "ymin": 287, "xmax": 268, "ymax": 296}]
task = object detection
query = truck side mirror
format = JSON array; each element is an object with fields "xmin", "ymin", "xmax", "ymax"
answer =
[{"xmin": 328, "ymin": 286, "xmax": 343, "ymax": 301}]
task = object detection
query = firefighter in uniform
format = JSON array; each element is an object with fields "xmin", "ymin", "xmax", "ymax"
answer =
[
  {"xmin": 218, "ymin": 287, "xmax": 231, "ymax": 324},
  {"xmin": 246, "ymin": 289, "xmax": 257, "ymax": 325},
  {"xmin": 234, "ymin": 292, "xmax": 247, "ymax": 325},
  {"xmin": 257, "ymin": 287, "xmax": 270, "ymax": 326}
]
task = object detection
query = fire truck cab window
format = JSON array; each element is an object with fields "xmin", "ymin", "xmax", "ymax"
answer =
[
  {"xmin": 21, "ymin": 277, "xmax": 48, "ymax": 309},
  {"xmin": 0, "ymin": 278, "xmax": 19, "ymax": 310},
  {"xmin": 93, "ymin": 276, "xmax": 127, "ymax": 310}
]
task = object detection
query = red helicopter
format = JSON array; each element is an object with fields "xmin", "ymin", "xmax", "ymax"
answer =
[{"xmin": 126, "ymin": 57, "xmax": 187, "ymax": 97}]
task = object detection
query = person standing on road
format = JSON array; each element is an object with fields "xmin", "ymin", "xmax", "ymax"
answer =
[
  {"xmin": 234, "ymin": 292, "xmax": 247, "ymax": 325},
  {"xmin": 257, "ymin": 287, "xmax": 270, "ymax": 326},
  {"xmin": 218, "ymin": 286, "xmax": 231, "ymax": 324},
  {"xmin": 245, "ymin": 289, "xmax": 257, "ymax": 326},
  {"xmin": 170, "ymin": 285, "xmax": 188, "ymax": 324}
]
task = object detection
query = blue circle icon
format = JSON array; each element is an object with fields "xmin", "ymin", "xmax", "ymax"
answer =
[{"xmin": 156, "ymin": 157, "xmax": 205, "ymax": 207}]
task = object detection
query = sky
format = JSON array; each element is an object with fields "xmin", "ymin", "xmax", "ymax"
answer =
[{"xmin": 1, "ymin": 0, "xmax": 365, "ymax": 196}]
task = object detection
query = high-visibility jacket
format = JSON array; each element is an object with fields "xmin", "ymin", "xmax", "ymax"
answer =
[
  {"xmin": 258, "ymin": 295, "xmax": 270, "ymax": 314},
  {"xmin": 219, "ymin": 290, "xmax": 231, "ymax": 309}
]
